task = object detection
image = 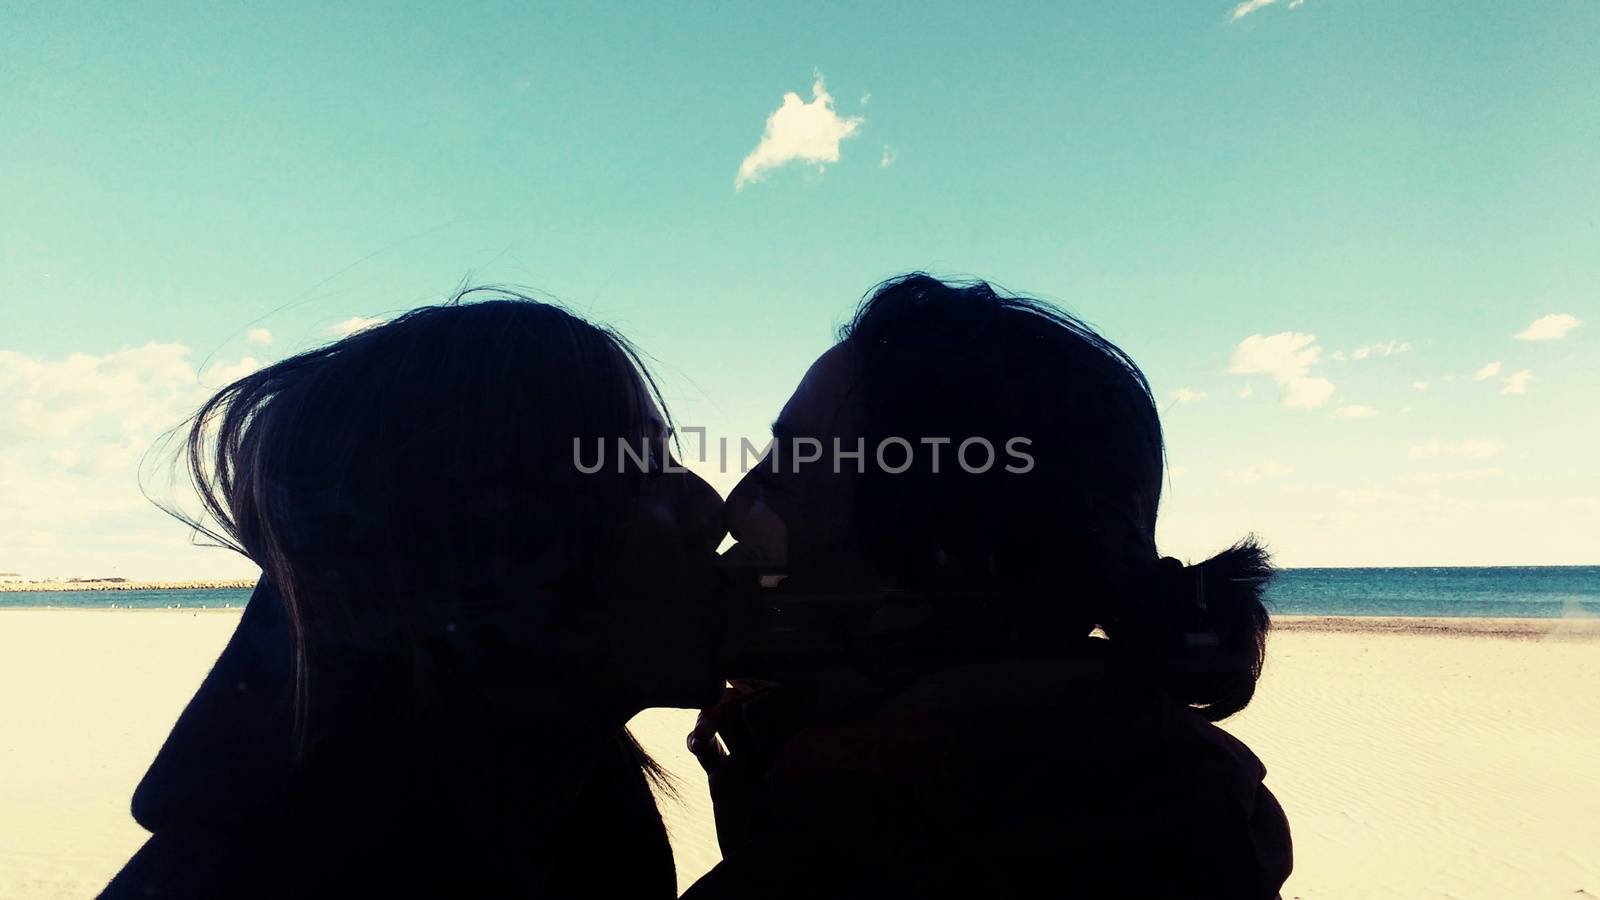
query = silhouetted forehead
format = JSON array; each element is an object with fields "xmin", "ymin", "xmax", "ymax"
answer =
[{"xmin": 773, "ymin": 343, "xmax": 858, "ymax": 441}]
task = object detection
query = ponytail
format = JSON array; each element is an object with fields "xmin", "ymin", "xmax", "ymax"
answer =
[{"xmin": 1105, "ymin": 537, "xmax": 1274, "ymax": 721}]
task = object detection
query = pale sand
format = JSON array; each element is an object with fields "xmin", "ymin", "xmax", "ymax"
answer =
[{"xmin": 0, "ymin": 611, "xmax": 1595, "ymax": 899}]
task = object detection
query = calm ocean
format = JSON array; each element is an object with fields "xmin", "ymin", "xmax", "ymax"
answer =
[
  {"xmin": 1267, "ymin": 566, "xmax": 1600, "ymax": 618},
  {"xmin": 3, "ymin": 567, "xmax": 1598, "ymax": 616},
  {"xmin": 0, "ymin": 587, "xmax": 254, "ymax": 609}
]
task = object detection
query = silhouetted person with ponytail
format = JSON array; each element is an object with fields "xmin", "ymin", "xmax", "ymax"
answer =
[{"xmin": 688, "ymin": 274, "xmax": 1292, "ymax": 899}]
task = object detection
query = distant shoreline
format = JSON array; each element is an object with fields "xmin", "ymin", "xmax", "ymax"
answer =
[
  {"xmin": 1273, "ymin": 614, "xmax": 1600, "ymax": 640},
  {"xmin": 0, "ymin": 580, "xmax": 255, "ymax": 593}
]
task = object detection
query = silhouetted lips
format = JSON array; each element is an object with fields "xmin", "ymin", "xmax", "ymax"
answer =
[
  {"xmin": 718, "ymin": 537, "xmax": 789, "ymax": 573},
  {"xmin": 712, "ymin": 541, "xmax": 779, "ymax": 675},
  {"xmin": 718, "ymin": 540, "xmax": 764, "ymax": 569}
]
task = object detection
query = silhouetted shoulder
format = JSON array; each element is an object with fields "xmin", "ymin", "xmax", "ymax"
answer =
[{"xmin": 686, "ymin": 658, "xmax": 1291, "ymax": 900}]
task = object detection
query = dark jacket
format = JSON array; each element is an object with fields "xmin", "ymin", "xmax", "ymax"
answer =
[
  {"xmin": 102, "ymin": 581, "xmax": 676, "ymax": 899},
  {"xmin": 685, "ymin": 644, "xmax": 1292, "ymax": 900}
]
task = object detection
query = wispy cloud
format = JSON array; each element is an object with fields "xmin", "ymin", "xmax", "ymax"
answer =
[
  {"xmin": 880, "ymin": 145, "xmax": 897, "ymax": 169},
  {"xmin": 1514, "ymin": 313, "xmax": 1582, "ymax": 341},
  {"xmin": 1230, "ymin": 0, "xmax": 1278, "ymax": 19},
  {"xmin": 1226, "ymin": 460, "xmax": 1295, "ymax": 484},
  {"xmin": 1230, "ymin": 0, "xmax": 1307, "ymax": 21},
  {"xmin": 1331, "ymin": 404, "xmax": 1377, "ymax": 419},
  {"xmin": 1404, "ymin": 468, "xmax": 1504, "ymax": 485},
  {"xmin": 1408, "ymin": 438, "xmax": 1503, "ymax": 461},
  {"xmin": 736, "ymin": 76, "xmax": 864, "ymax": 190},
  {"xmin": 1472, "ymin": 361, "xmax": 1503, "ymax": 381},
  {"xmin": 1227, "ymin": 331, "xmax": 1335, "ymax": 409},
  {"xmin": 1500, "ymin": 369, "xmax": 1534, "ymax": 395},
  {"xmin": 1332, "ymin": 340, "xmax": 1412, "ymax": 362},
  {"xmin": 1412, "ymin": 381, "xmax": 1430, "ymax": 392},
  {"xmin": 328, "ymin": 316, "xmax": 383, "ymax": 338},
  {"xmin": 245, "ymin": 328, "xmax": 273, "ymax": 346},
  {"xmin": 1171, "ymin": 387, "xmax": 1208, "ymax": 405}
]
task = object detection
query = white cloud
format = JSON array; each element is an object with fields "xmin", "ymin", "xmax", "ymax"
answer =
[
  {"xmin": 1281, "ymin": 376, "xmax": 1335, "ymax": 409},
  {"xmin": 1408, "ymin": 438, "xmax": 1503, "ymax": 461},
  {"xmin": 1357, "ymin": 339, "xmax": 1410, "ymax": 359},
  {"xmin": 1229, "ymin": 0, "xmax": 1280, "ymax": 19},
  {"xmin": 328, "ymin": 316, "xmax": 383, "ymax": 338},
  {"xmin": 47, "ymin": 445, "xmax": 83, "ymax": 471},
  {"xmin": 1500, "ymin": 369, "xmax": 1534, "ymax": 395},
  {"xmin": 1404, "ymin": 468, "xmax": 1504, "ymax": 485},
  {"xmin": 1228, "ymin": 332, "xmax": 1321, "ymax": 380},
  {"xmin": 735, "ymin": 76, "xmax": 864, "ymax": 190},
  {"xmin": 202, "ymin": 356, "xmax": 263, "ymax": 387},
  {"xmin": 1514, "ymin": 313, "xmax": 1581, "ymax": 341},
  {"xmin": 1226, "ymin": 460, "xmax": 1295, "ymax": 484},
  {"xmin": 1171, "ymin": 387, "xmax": 1208, "ymax": 405},
  {"xmin": 245, "ymin": 328, "xmax": 273, "ymax": 346},
  {"xmin": 0, "ymin": 343, "xmax": 266, "ymax": 453},
  {"xmin": 1227, "ymin": 331, "xmax": 1336, "ymax": 409},
  {"xmin": 0, "ymin": 343, "xmax": 265, "ymax": 579},
  {"xmin": 880, "ymin": 145, "xmax": 897, "ymax": 169},
  {"xmin": 1472, "ymin": 361, "xmax": 1503, "ymax": 381},
  {"xmin": 1334, "ymin": 340, "xmax": 1412, "ymax": 362},
  {"xmin": 1412, "ymin": 381, "xmax": 1430, "ymax": 391},
  {"xmin": 0, "ymin": 343, "xmax": 199, "ymax": 444},
  {"xmin": 1238, "ymin": 386, "xmax": 1255, "ymax": 399},
  {"xmin": 1231, "ymin": 0, "xmax": 1310, "ymax": 20},
  {"xmin": 1331, "ymin": 404, "xmax": 1377, "ymax": 419}
]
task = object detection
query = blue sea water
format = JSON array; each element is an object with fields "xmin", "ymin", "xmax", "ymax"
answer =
[
  {"xmin": 1265, "ymin": 566, "xmax": 1600, "ymax": 618},
  {"xmin": 0, "ymin": 587, "xmax": 254, "ymax": 609},
  {"xmin": 2, "ymin": 567, "xmax": 1597, "ymax": 617}
]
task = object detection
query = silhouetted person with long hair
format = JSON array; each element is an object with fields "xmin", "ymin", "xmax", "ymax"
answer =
[
  {"xmin": 689, "ymin": 274, "xmax": 1292, "ymax": 899},
  {"xmin": 104, "ymin": 294, "xmax": 725, "ymax": 898}
]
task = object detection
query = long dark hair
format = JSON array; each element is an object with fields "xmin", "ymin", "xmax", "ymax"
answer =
[
  {"xmin": 840, "ymin": 273, "xmax": 1272, "ymax": 720},
  {"xmin": 155, "ymin": 290, "xmax": 673, "ymax": 761}
]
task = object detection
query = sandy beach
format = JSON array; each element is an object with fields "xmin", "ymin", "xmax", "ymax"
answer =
[{"xmin": 1, "ymin": 610, "xmax": 1595, "ymax": 899}]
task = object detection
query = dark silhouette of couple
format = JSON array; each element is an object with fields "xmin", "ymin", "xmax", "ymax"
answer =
[{"xmin": 102, "ymin": 274, "xmax": 1292, "ymax": 899}]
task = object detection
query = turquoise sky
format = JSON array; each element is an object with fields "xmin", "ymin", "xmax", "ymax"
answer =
[{"xmin": 2, "ymin": 0, "xmax": 1596, "ymax": 577}]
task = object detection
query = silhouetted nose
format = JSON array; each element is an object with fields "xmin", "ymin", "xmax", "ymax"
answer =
[
  {"xmin": 723, "ymin": 473, "xmax": 755, "ymax": 545},
  {"xmin": 719, "ymin": 470, "xmax": 787, "ymax": 571},
  {"xmin": 679, "ymin": 469, "xmax": 727, "ymax": 553}
]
